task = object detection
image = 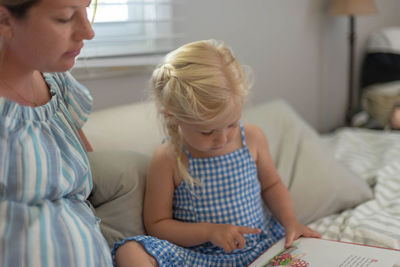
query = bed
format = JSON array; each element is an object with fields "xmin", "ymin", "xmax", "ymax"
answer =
[
  {"xmin": 84, "ymin": 98, "xmax": 400, "ymax": 254},
  {"xmin": 301, "ymin": 27, "xmax": 400, "ymax": 250},
  {"xmin": 310, "ymin": 127, "xmax": 400, "ymax": 249},
  {"xmin": 292, "ymin": 27, "xmax": 400, "ymax": 250}
]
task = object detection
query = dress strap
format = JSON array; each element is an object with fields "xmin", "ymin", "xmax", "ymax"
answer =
[
  {"xmin": 162, "ymin": 136, "xmax": 192, "ymax": 159},
  {"xmin": 239, "ymin": 121, "xmax": 247, "ymax": 147},
  {"xmin": 181, "ymin": 145, "xmax": 193, "ymax": 159}
]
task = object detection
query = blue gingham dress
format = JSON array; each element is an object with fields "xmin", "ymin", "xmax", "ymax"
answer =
[{"xmin": 113, "ymin": 123, "xmax": 285, "ymax": 266}]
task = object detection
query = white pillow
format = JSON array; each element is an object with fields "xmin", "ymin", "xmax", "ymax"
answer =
[
  {"xmin": 84, "ymin": 101, "xmax": 162, "ymax": 156},
  {"xmin": 242, "ymin": 100, "xmax": 373, "ymax": 224}
]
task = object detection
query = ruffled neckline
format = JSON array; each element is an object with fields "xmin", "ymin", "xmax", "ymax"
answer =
[{"xmin": 0, "ymin": 73, "xmax": 59, "ymax": 121}]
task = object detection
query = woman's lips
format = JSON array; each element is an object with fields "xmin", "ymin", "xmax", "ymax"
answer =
[{"xmin": 64, "ymin": 48, "xmax": 82, "ymax": 58}]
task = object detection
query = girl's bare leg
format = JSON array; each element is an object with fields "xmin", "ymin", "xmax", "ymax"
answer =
[{"xmin": 115, "ymin": 241, "xmax": 158, "ymax": 267}]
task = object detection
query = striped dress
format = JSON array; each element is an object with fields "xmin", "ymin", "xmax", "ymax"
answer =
[
  {"xmin": 0, "ymin": 72, "xmax": 112, "ymax": 267},
  {"xmin": 112, "ymin": 123, "xmax": 285, "ymax": 266}
]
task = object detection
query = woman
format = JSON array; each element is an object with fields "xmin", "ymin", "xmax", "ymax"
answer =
[{"xmin": 0, "ymin": 0, "xmax": 112, "ymax": 266}]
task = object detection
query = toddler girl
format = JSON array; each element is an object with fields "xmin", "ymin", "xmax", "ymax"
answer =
[{"xmin": 113, "ymin": 39, "xmax": 320, "ymax": 267}]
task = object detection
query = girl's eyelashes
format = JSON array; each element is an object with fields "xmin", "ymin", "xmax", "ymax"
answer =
[
  {"xmin": 201, "ymin": 130, "xmax": 214, "ymax": 136},
  {"xmin": 228, "ymin": 122, "xmax": 238, "ymax": 128},
  {"xmin": 200, "ymin": 122, "xmax": 238, "ymax": 135}
]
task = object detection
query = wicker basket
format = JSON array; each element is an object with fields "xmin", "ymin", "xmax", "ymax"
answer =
[{"xmin": 362, "ymin": 81, "xmax": 400, "ymax": 127}]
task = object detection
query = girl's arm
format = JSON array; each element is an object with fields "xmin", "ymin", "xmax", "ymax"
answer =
[
  {"xmin": 245, "ymin": 124, "xmax": 320, "ymax": 247},
  {"xmin": 143, "ymin": 144, "xmax": 210, "ymax": 247},
  {"xmin": 143, "ymin": 144, "xmax": 259, "ymax": 252}
]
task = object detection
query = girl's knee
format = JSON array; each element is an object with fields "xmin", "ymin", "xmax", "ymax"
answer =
[{"xmin": 115, "ymin": 241, "xmax": 157, "ymax": 267}]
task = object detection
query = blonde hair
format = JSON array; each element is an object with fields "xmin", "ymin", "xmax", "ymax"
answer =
[{"xmin": 151, "ymin": 39, "xmax": 252, "ymax": 188}]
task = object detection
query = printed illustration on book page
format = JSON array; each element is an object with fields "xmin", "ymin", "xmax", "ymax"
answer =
[{"xmin": 249, "ymin": 237, "xmax": 400, "ymax": 267}]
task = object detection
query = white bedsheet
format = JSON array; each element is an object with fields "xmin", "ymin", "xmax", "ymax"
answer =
[{"xmin": 309, "ymin": 127, "xmax": 400, "ymax": 250}]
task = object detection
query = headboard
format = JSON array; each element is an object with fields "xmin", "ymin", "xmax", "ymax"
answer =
[
  {"xmin": 358, "ymin": 27, "xmax": 400, "ymax": 128},
  {"xmin": 360, "ymin": 27, "xmax": 400, "ymax": 89}
]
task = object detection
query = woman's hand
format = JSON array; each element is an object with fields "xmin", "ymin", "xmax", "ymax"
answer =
[
  {"xmin": 206, "ymin": 223, "xmax": 261, "ymax": 253},
  {"xmin": 283, "ymin": 220, "xmax": 321, "ymax": 248}
]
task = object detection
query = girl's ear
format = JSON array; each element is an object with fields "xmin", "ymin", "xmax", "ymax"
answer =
[
  {"xmin": 162, "ymin": 110, "xmax": 178, "ymax": 125},
  {"xmin": 0, "ymin": 6, "xmax": 13, "ymax": 39}
]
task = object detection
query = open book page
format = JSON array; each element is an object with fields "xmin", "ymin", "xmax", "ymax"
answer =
[{"xmin": 249, "ymin": 237, "xmax": 400, "ymax": 267}]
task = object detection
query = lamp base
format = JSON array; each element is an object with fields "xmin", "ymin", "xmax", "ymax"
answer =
[
  {"xmin": 346, "ymin": 15, "xmax": 356, "ymax": 126},
  {"xmin": 345, "ymin": 109, "xmax": 354, "ymax": 126}
]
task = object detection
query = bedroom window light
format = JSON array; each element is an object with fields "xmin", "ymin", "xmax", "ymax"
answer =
[{"xmin": 75, "ymin": 0, "xmax": 180, "ymax": 69}]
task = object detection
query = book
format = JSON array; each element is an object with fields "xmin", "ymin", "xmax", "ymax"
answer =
[{"xmin": 248, "ymin": 237, "xmax": 400, "ymax": 267}]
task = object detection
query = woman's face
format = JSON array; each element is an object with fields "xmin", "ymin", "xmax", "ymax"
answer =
[{"xmin": 5, "ymin": 0, "xmax": 94, "ymax": 72}]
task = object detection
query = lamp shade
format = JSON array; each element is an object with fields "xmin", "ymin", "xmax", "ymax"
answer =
[{"xmin": 329, "ymin": 0, "xmax": 377, "ymax": 15}]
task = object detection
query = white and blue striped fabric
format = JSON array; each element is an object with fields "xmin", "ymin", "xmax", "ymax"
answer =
[
  {"xmin": 0, "ymin": 72, "xmax": 112, "ymax": 267},
  {"xmin": 112, "ymin": 122, "xmax": 285, "ymax": 266},
  {"xmin": 309, "ymin": 128, "xmax": 400, "ymax": 250}
]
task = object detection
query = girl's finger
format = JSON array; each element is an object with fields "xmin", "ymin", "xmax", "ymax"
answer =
[
  {"xmin": 235, "ymin": 233, "xmax": 246, "ymax": 249},
  {"xmin": 222, "ymin": 242, "xmax": 232, "ymax": 254},
  {"xmin": 285, "ymin": 232, "xmax": 295, "ymax": 248},
  {"xmin": 305, "ymin": 228, "xmax": 321, "ymax": 238},
  {"xmin": 238, "ymin": 226, "xmax": 261, "ymax": 234},
  {"xmin": 227, "ymin": 239, "xmax": 236, "ymax": 253}
]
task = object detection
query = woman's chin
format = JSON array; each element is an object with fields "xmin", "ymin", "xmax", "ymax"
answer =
[
  {"xmin": 48, "ymin": 60, "xmax": 77, "ymax": 73},
  {"xmin": 64, "ymin": 58, "xmax": 78, "ymax": 71}
]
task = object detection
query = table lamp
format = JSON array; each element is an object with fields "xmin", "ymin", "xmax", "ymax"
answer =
[{"xmin": 329, "ymin": 0, "xmax": 377, "ymax": 125}]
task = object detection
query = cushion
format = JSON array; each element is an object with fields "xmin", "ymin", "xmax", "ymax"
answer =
[
  {"xmin": 84, "ymin": 101, "xmax": 162, "ymax": 156},
  {"xmin": 242, "ymin": 100, "xmax": 373, "ymax": 224},
  {"xmin": 88, "ymin": 150, "xmax": 150, "ymax": 248}
]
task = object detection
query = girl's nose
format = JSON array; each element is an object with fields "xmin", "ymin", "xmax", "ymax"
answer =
[{"xmin": 214, "ymin": 131, "xmax": 228, "ymax": 145}]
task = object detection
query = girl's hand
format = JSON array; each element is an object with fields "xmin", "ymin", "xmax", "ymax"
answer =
[
  {"xmin": 206, "ymin": 223, "xmax": 261, "ymax": 253},
  {"xmin": 283, "ymin": 220, "xmax": 321, "ymax": 248}
]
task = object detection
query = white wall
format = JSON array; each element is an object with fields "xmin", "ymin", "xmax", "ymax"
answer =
[{"xmin": 79, "ymin": 0, "xmax": 400, "ymax": 133}]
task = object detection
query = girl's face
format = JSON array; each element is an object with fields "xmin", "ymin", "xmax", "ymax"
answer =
[
  {"xmin": 5, "ymin": 0, "xmax": 94, "ymax": 72},
  {"xmin": 177, "ymin": 101, "xmax": 243, "ymax": 157}
]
